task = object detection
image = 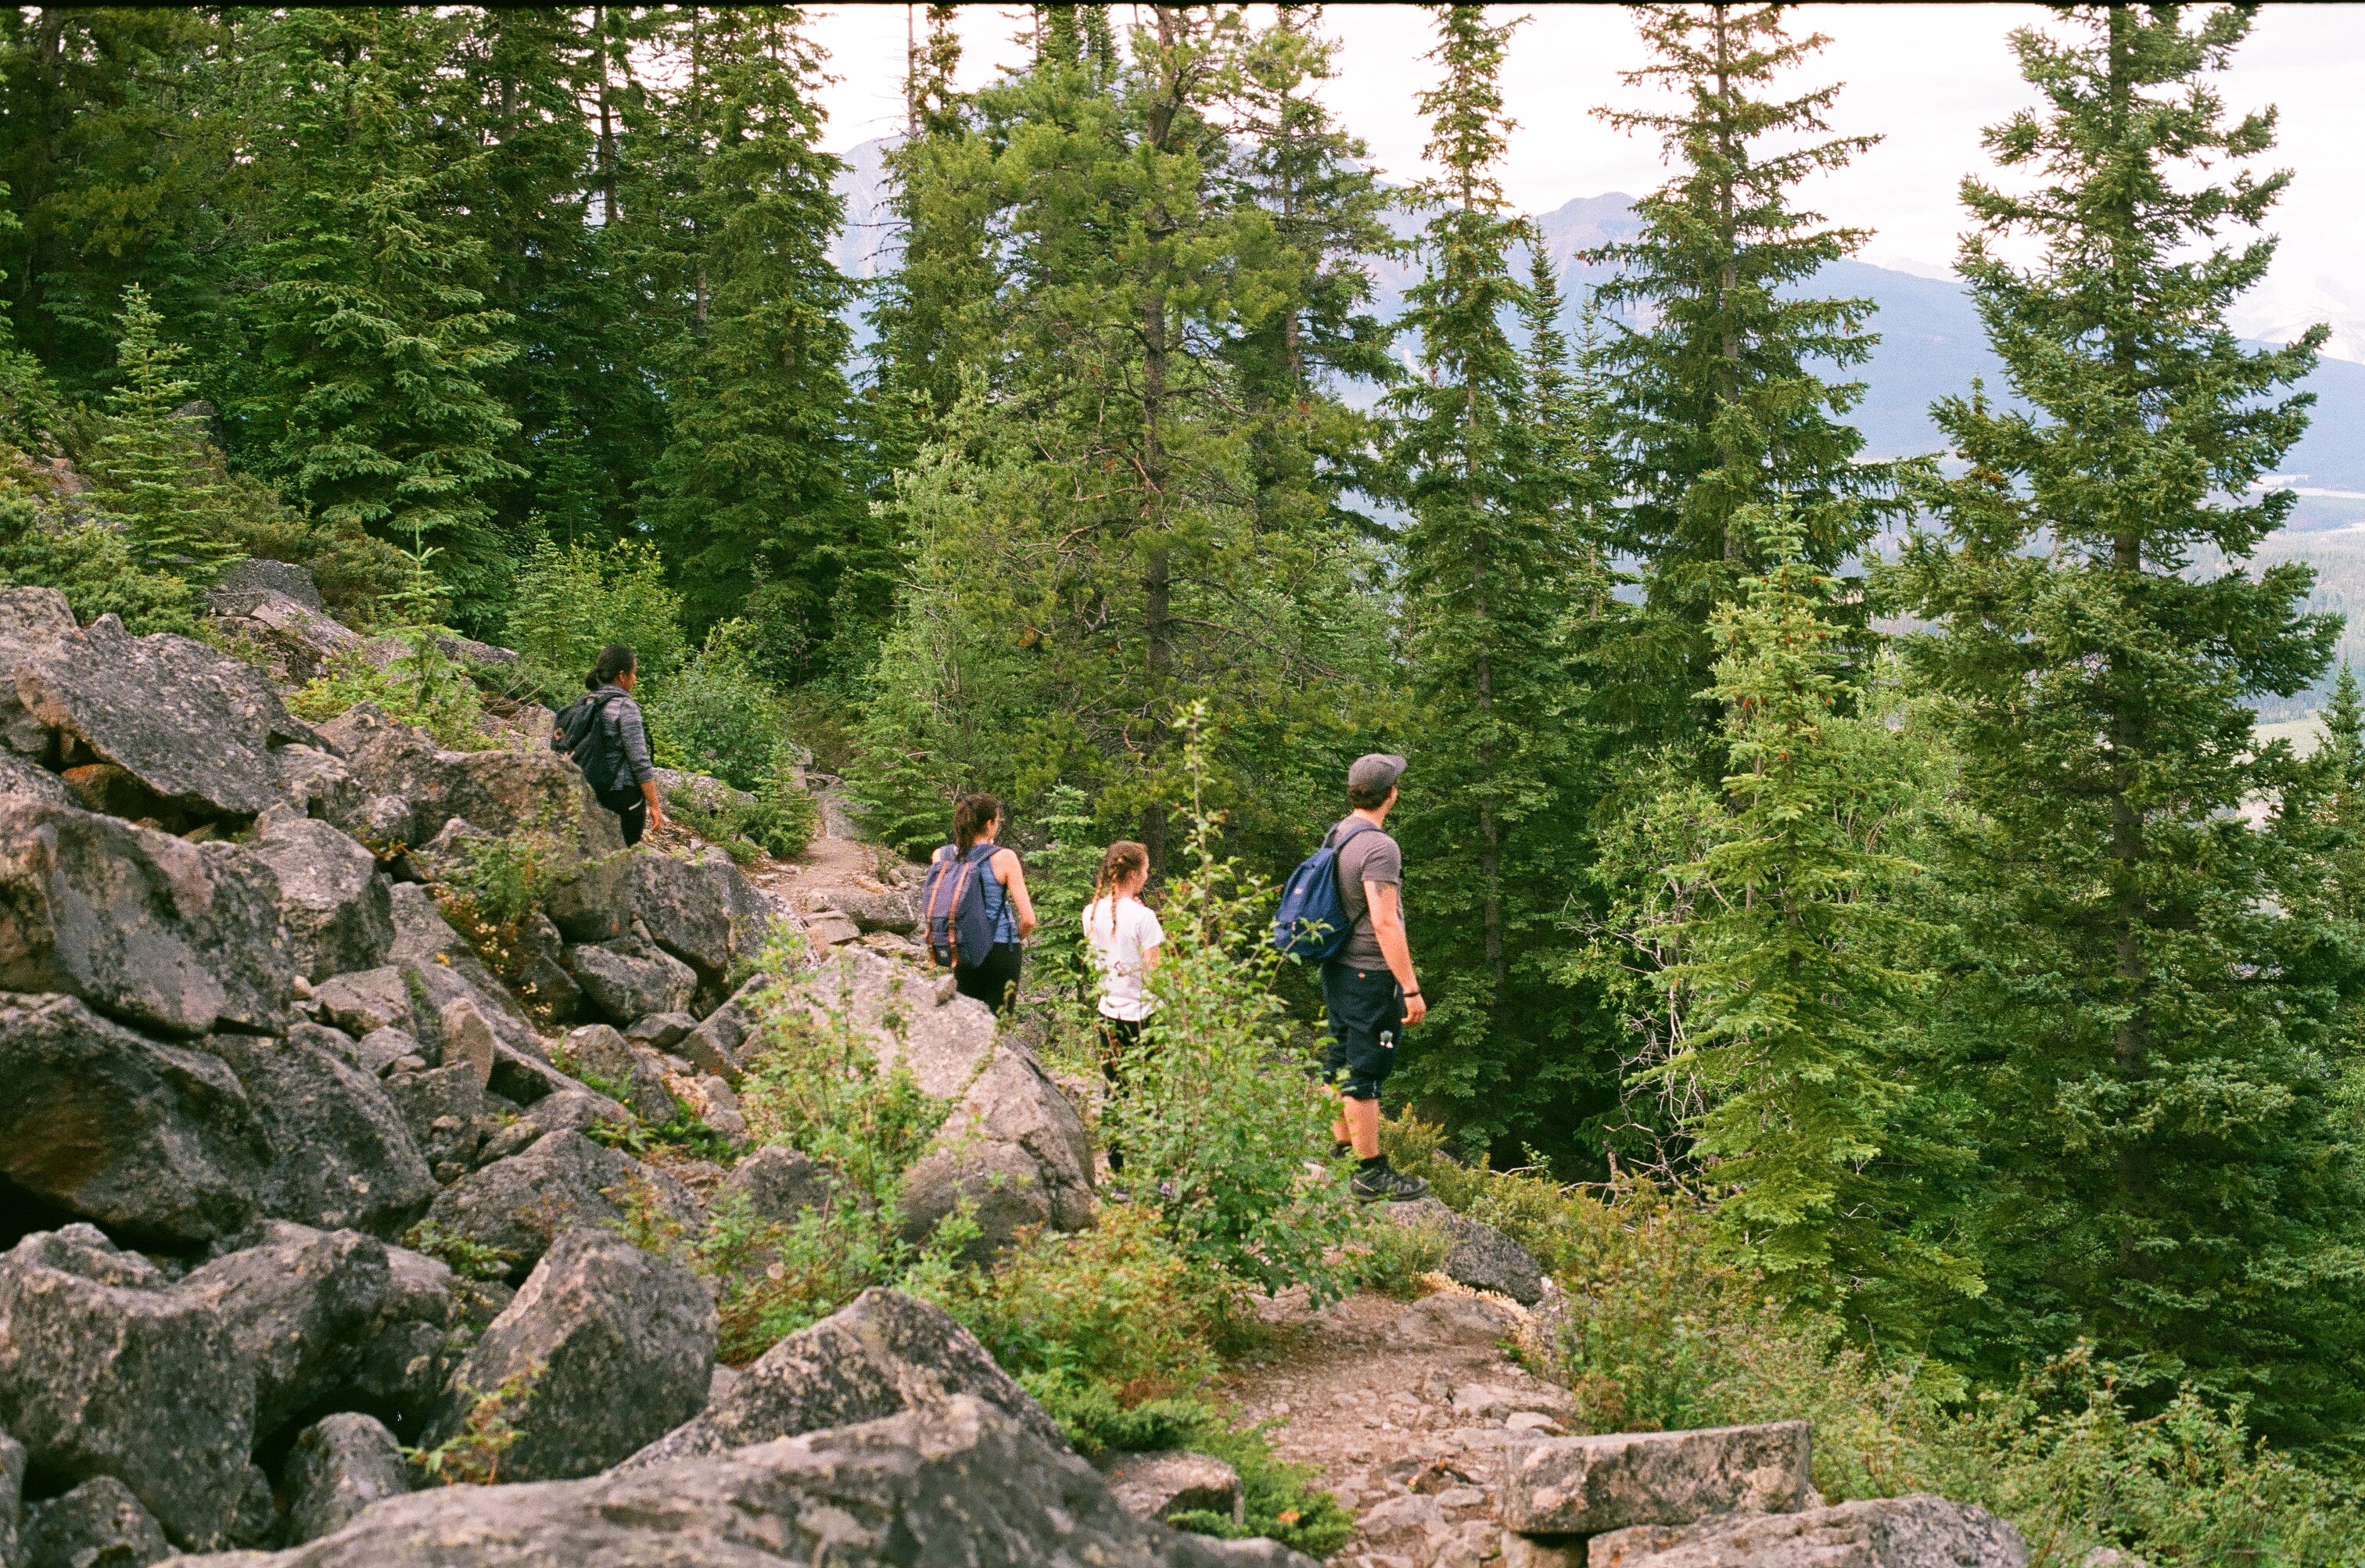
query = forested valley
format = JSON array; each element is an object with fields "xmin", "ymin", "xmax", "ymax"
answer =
[{"xmin": 4, "ymin": 0, "xmax": 2364, "ymax": 1534}]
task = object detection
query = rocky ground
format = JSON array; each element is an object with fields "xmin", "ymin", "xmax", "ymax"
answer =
[{"xmin": 0, "ymin": 559, "xmax": 2033, "ymax": 1568}]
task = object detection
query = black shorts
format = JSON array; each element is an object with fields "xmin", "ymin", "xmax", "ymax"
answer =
[
  {"xmin": 1322, "ymin": 960, "xmax": 1404, "ymax": 1101},
  {"xmin": 597, "ymin": 785, "xmax": 647, "ymax": 847},
  {"xmin": 954, "ymin": 942, "xmax": 1023, "ymax": 1014}
]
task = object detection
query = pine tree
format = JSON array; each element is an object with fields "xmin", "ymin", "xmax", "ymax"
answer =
[
  {"xmin": 637, "ymin": 7, "xmax": 870, "ymax": 678},
  {"xmin": 1895, "ymin": 5, "xmax": 2363, "ymax": 1441},
  {"xmin": 1590, "ymin": 4, "xmax": 1898, "ymax": 747},
  {"xmin": 88, "ymin": 284, "xmax": 239, "ymax": 579},
  {"xmin": 1667, "ymin": 504, "xmax": 1968, "ymax": 1322},
  {"xmin": 242, "ymin": 7, "xmax": 525, "ymax": 623},
  {"xmin": 1381, "ymin": 6, "xmax": 1601, "ymax": 1154},
  {"xmin": 2322, "ymin": 662, "xmax": 2365, "ymax": 815}
]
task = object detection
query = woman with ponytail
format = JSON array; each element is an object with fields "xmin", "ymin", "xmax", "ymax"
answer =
[
  {"xmin": 1082, "ymin": 840, "xmax": 1161, "ymax": 1172},
  {"xmin": 551, "ymin": 642, "xmax": 666, "ymax": 845},
  {"xmin": 928, "ymin": 794, "xmax": 1035, "ymax": 1012}
]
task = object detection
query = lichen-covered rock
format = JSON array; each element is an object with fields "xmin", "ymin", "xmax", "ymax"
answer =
[
  {"xmin": 0, "ymin": 1229, "xmax": 253, "ymax": 1549},
  {"xmin": 271, "ymin": 746, "xmax": 361, "ymax": 824},
  {"xmin": 422, "ymin": 1131, "xmax": 698, "ymax": 1281},
  {"xmin": 679, "ymin": 974, "xmax": 764, "ymax": 1080},
  {"xmin": 714, "ymin": 1144, "xmax": 845, "ymax": 1225},
  {"xmin": 2, "ymin": 1426, "xmax": 25, "ymax": 1568},
  {"xmin": 804, "ymin": 884, "xmax": 917, "ymax": 935},
  {"xmin": 0, "ymin": 751, "xmax": 66, "ymax": 807},
  {"xmin": 628, "ymin": 850, "xmax": 773, "ymax": 981},
  {"xmin": 1384, "ymin": 1196, "xmax": 1546, "ymax": 1306},
  {"xmin": 0, "ymin": 800, "xmax": 293, "ymax": 1038},
  {"xmin": 1584, "ymin": 1493, "xmax": 2028, "ymax": 1568},
  {"xmin": 20, "ymin": 1476, "xmax": 171, "ymax": 1568},
  {"xmin": 382, "ymin": 1063, "xmax": 493, "ymax": 1181},
  {"xmin": 1109, "ymin": 1451, "xmax": 1247, "ymax": 1528},
  {"xmin": 565, "ymin": 937, "xmax": 694, "ymax": 1026},
  {"xmin": 187, "ymin": 1398, "xmax": 1311, "ymax": 1568},
  {"xmin": 0, "ymin": 992, "xmax": 267, "ymax": 1245},
  {"xmin": 432, "ymin": 1229, "xmax": 714, "ymax": 1483},
  {"xmin": 196, "ymin": 1028, "xmax": 435, "ymax": 1238},
  {"xmin": 282, "ymin": 1415, "xmax": 407, "ymax": 1547},
  {"xmin": 472, "ymin": 1086, "xmax": 626, "ymax": 1166},
  {"xmin": 247, "ymin": 815, "xmax": 393, "ymax": 983},
  {"xmin": 12, "ymin": 615, "xmax": 310, "ymax": 821},
  {"xmin": 205, "ymin": 586, "xmax": 366, "ymax": 686},
  {"xmin": 621, "ymin": 1287, "xmax": 1061, "ymax": 1471},
  {"xmin": 210, "ymin": 559, "xmax": 325, "ymax": 614},
  {"xmin": 172, "ymin": 1224, "xmax": 395, "ymax": 1439},
  {"xmin": 1498, "ymin": 1421, "xmax": 1812, "ymax": 1537},
  {"xmin": 309, "ymin": 967, "xmax": 411, "ymax": 1040},
  {"xmin": 623, "ymin": 1010, "xmax": 694, "ymax": 1050}
]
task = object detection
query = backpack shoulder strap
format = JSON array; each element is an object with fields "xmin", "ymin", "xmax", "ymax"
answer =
[{"xmin": 1330, "ymin": 818, "xmax": 1380, "ymax": 852}]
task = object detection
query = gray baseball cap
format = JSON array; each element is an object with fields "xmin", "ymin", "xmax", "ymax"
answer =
[{"xmin": 1348, "ymin": 753, "xmax": 1407, "ymax": 797}]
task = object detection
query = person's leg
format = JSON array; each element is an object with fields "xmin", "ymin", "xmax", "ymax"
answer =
[
  {"xmin": 599, "ymin": 787, "xmax": 647, "ymax": 847},
  {"xmin": 1332, "ymin": 969, "xmax": 1423, "ymax": 1200},
  {"xmin": 1321, "ymin": 964, "xmax": 1355, "ymax": 1147},
  {"xmin": 1099, "ymin": 1016, "xmax": 1139, "ymax": 1173},
  {"xmin": 984, "ymin": 942, "xmax": 1023, "ymax": 1014},
  {"xmin": 953, "ymin": 960, "xmax": 997, "ymax": 1008}
]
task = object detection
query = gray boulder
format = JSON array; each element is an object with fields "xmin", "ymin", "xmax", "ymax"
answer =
[
  {"xmin": 21, "ymin": 1477, "xmax": 170, "ymax": 1568},
  {"xmin": 623, "ymin": 1010, "xmax": 694, "ymax": 1050},
  {"xmin": 1110, "ymin": 1451, "xmax": 1247, "ymax": 1529},
  {"xmin": 384, "ymin": 885, "xmax": 545, "ymax": 1060},
  {"xmin": 173, "ymin": 1224, "xmax": 397, "ymax": 1438},
  {"xmin": 628, "ymin": 849, "xmax": 773, "ymax": 981},
  {"xmin": 13, "ymin": 615, "xmax": 310, "ymax": 821},
  {"xmin": 1584, "ymin": 1493, "xmax": 2028, "ymax": 1568},
  {"xmin": 212, "ymin": 559, "xmax": 324, "ymax": 614},
  {"xmin": 185, "ymin": 1397, "xmax": 1309, "ymax": 1568},
  {"xmin": 715, "ymin": 1144, "xmax": 845, "ymax": 1224},
  {"xmin": 1498, "ymin": 1421, "xmax": 1812, "ymax": 1536},
  {"xmin": 779, "ymin": 948, "xmax": 1093, "ymax": 1260},
  {"xmin": 0, "ymin": 1229, "xmax": 253, "ymax": 1549},
  {"xmin": 1385, "ymin": 1197, "xmax": 1546, "ymax": 1306},
  {"xmin": 382, "ymin": 1063, "xmax": 493, "ymax": 1181},
  {"xmin": 0, "ymin": 751, "xmax": 66, "ymax": 807},
  {"xmin": 473, "ymin": 1087, "xmax": 627, "ymax": 1167},
  {"xmin": 557, "ymin": 1024, "xmax": 678, "ymax": 1125},
  {"xmin": 2, "ymin": 1427, "xmax": 23, "ymax": 1568},
  {"xmin": 422, "ymin": 1131, "xmax": 698, "ymax": 1281},
  {"xmin": 205, "ymin": 587, "xmax": 365, "ymax": 686},
  {"xmin": 343, "ymin": 1247, "xmax": 513, "ymax": 1428},
  {"xmin": 622, "ymin": 1287, "xmax": 1061, "ymax": 1470},
  {"xmin": 678, "ymin": 977, "xmax": 763, "ymax": 1082},
  {"xmin": 309, "ymin": 967, "xmax": 411, "ymax": 1040},
  {"xmin": 282, "ymin": 1415, "xmax": 407, "ymax": 1547},
  {"xmin": 0, "ymin": 992, "xmax": 267, "ymax": 1245},
  {"xmin": 197, "ymin": 1028, "xmax": 435, "ymax": 1238},
  {"xmin": 432, "ymin": 1229, "xmax": 714, "ymax": 1483},
  {"xmin": 271, "ymin": 746, "xmax": 361, "ymax": 825},
  {"xmin": 246, "ymin": 816, "xmax": 393, "ymax": 983},
  {"xmin": 565, "ymin": 937, "xmax": 694, "ymax": 1026},
  {"xmin": 806, "ymin": 884, "xmax": 918, "ymax": 935},
  {"xmin": 353, "ymin": 1026, "xmax": 421, "ymax": 1078},
  {"xmin": 0, "ymin": 800, "xmax": 292, "ymax": 1038}
]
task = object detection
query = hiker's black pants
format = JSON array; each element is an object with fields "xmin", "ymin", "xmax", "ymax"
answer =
[
  {"xmin": 1322, "ymin": 960, "xmax": 1404, "ymax": 1101},
  {"xmin": 954, "ymin": 941, "xmax": 1022, "ymax": 1014},
  {"xmin": 597, "ymin": 784, "xmax": 648, "ymax": 847}
]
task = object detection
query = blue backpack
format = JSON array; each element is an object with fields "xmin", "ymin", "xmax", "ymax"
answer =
[
  {"xmin": 920, "ymin": 842, "xmax": 1003, "ymax": 970},
  {"xmin": 1272, "ymin": 819, "xmax": 1379, "ymax": 962}
]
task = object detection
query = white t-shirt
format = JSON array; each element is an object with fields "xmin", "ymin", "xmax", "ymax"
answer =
[{"xmin": 1084, "ymin": 895, "xmax": 1165, "ymax": 1021}]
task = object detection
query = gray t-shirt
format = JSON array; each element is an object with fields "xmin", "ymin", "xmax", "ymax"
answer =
[{"xmin": 1328, "ymin": 818, "xmax": 1402, "ymax": 971}]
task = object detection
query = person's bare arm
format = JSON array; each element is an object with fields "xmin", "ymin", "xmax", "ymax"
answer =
[
  {"xmin": 641, "ymin": 778, "xmax": 667, "ymax": 834},
  {"xmin": 1364, "ymin": 880, "xmax": 1425, "ymax": 1026},
  {"xmin": 996, "ymin": 848, "xmax": 1037, "ymax": 938}
]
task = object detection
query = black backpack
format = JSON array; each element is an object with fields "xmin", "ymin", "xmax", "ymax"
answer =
[
  {"xmin": 551, "ymin": 690, "xmax": 625, "ymax": 791},
  {"xmin": 919, "ymin": 842, "xmax": 1003, "ymax": 970}
]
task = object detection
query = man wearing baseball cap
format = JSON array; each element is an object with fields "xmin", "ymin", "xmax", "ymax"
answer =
[{"xmin": 1322, "ymin": 752, "xmax": 1430, "ymax": 1202}]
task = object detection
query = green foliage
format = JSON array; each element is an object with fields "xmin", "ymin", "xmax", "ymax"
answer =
[
  {"xmin": 644, "ymin": 622, "xmax": 784, "ymax": 793},
  {"xmin": 0, "ymin": 492, "xmax": 197, "ymax": 633},
  {"xmin": 508, "ymin": 537, "xmax": 685, "ymax": 700},
  {"xmin": 1888, "ymin": 5, "xmax": 2365, "ymax": 1442},
  {"xmin": 289, "ymin": 641, "xmax": 485, "ymax": 749},
  {"xmin": 400, "ymin": 1219, "xmax": 515, "ymax": 1284},
  {"xmin": 1103, "ymin": 707, "xmax": 1360, "ymax": 1301},
  {"xmin": 403, "ymin": 1367, "xmax": 536, "ymax": 1486},
  {"xmin": 86, "ymin": 285, "xmax": 242, "ymax": 581},
  {"xmin": 665, "ymin": 764, "xmax": 819, "ymax": 866},
  {"xmin": 1348, "ymin": 1210, "xmax": 1452, "ymax": 1302}
]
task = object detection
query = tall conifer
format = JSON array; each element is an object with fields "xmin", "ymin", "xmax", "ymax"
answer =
[
  {"xmin": 91, "ymin": 284, "xmax": 239, "ymax": 579},
  {"xmin": 1895, "ymin": 5, "xmax": 2363, "ymax": 1440}
]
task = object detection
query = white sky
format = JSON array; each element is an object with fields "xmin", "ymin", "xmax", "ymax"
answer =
[{"xmin": 799, "ymin": 4, "xmax": 2365, "ymax": 357}]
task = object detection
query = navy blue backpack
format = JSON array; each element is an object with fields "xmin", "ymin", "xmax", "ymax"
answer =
[
  {"xmin": 1271, "ymin": 820, "xmax": 1378, "ymax": 962},
  {"xmin": 920, "ymin": 842, "xmax": 1003, "ymax": 970}
]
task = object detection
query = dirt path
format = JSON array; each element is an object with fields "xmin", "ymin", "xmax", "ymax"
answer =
[{"xmin": 1226, "ymin": 1285, "xmax": 1571, "ymax": 1568}]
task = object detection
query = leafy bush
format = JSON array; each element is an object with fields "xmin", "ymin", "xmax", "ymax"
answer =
[
  {"xmin": 665, "ymin": 752, "xmax": 818, "ymax": 864},
  {"xmin": 289, "ymin": 546, "xmax": 490, "ymax": 747},
  {"xmin": 508, "ymin": 538, "xmax": 685, "ymax": 699},
  {"xmin": 1348, "ymin": 1209, "xmax": 1452, "ymax": 1301},
  {"xmin": 400, "ymin": 1218, "xmax": 515, "ymax": 1283},
  {"xmin": 645, "ymin": 620, "xmax": 783, "ymax": 791},
  {"xmin": 1104, "ymin": 705, "xmax": 1359, "ymax": 1304},
  {"xmin": 0, "ymin": 493, "xmax": 199, "ymax": 633},
  {"xmin": 403, "ymin": 1369, "xmax": 534, "ymax": 1485}
]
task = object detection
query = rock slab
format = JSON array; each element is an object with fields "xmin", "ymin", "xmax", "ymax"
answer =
[
  {"xmin": 197, "ymin": 1028, "xmax": 434, "ymax": 1238},
  {"xmin": 422, "ymin": 1131, "xmax": 698, "ymax": 1281},
  {"xmin": 21, "ymin": 1475, "xmax": 171, "ymax": 1568},
  {"xmin": 1109, "ymin": 1450, "xmax": 1247, "ymax": 1528},
  {"xmin": 1498, "ymin": 1420, "xmax": 1812, "ymax": 1536},
  {"xmin": 1385, "ymin": 1196, "xmax": 1546, "ymax": 1306},
  {"xmin": 433, "ymin": 1229, "xmax": 715, "ymax": 1483},
  {"xmin": 1584, "ymin": 1492, "xmax": 2028, "ymax": 1568},
  {"xmin": 282, "ymin": 1416, "xmax": 408, "ymax": 1547}
]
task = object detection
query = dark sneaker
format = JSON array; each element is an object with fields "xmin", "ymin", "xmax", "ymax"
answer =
[{"xmin": 1351, "ymin": 1165, "xmax": 1431, "ymax": 1204}]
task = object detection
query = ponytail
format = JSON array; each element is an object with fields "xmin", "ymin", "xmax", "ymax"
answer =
[
  {"xmin": 585, "ymin": 642, "xmax": 637, "ymax": 692},
  {"xmin": 953, "ymin": 793, "xmax": 1003, "ymax": 852}
]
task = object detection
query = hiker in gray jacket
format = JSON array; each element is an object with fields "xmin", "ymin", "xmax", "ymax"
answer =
[{"xmin": 562, "ymin": 643, "xmax": 666, "ymax": 846}]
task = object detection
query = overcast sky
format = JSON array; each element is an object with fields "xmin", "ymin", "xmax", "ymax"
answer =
[{"xmin": 797, "ymin": 3, "xmax": 2365, "ymax": 360}]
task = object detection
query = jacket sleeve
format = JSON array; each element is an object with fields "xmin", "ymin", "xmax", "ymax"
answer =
[{"xmin": 615, "ymin": 698, "xmax": 656, "ymax": 787}]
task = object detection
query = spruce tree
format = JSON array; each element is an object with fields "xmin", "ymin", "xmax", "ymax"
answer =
[
  {"xmin": 1382, "ymin": 5, "xmax": 1600, "ymax": 1154},
  {"xmin": 637, "ymin": 7, "xmax": 870, "ymax": 677},
  {"xmin": 1590, "ymin": 3, "xmax": 1897, "ymax": 746},
  {"xmin": 242, "ymin": 7, "xmax": 524, "ymax": 622},
  {"xmin": 1895, "ymin": 5, "xmax": 2363, "ymax": 1441},
  {"xmin": 90, "ymin": 284, "xmax": 239, "ymax": 579}
]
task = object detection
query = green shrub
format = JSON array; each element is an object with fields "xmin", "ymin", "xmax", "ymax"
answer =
[
  {"xmin": 508, "ymin": 538, "xmax": 685, "ymax": 699},
  {"xmin": 289, "ymin": 641, "xmax": 486, "ymax": 748},
  {"xmin": 0, "ymin": 493, "xmax": 199, "ymax": 633},
  {"xmin": 400, "ymin": 1218, "xmax": 515, "ymax": 1283},
  {"xmin": 645, "ymin": 621, "xmax": 784, "ymax": 791},
  {"xmin": 1348, "ymin": 1209, "xmax": 1452, "ymax": 1301},
  {"xmin": 665, "ymin": 750, "xmax": 818, "ymax": 864},
  {"xmin": 1104, "ymin": 705, "xmax": 1359, "ymax": 1304}
]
